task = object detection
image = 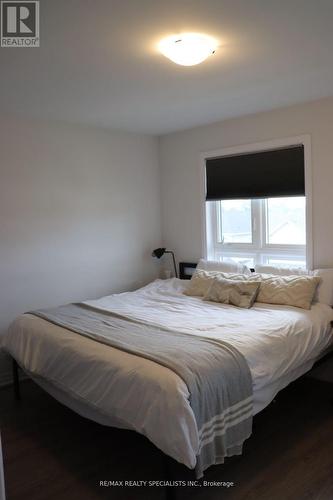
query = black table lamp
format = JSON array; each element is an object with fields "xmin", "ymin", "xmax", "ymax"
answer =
[{"xmin": 152, "ymin": 248, "xmax": 178, "ymax": 278}]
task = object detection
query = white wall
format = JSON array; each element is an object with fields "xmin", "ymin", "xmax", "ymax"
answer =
[
  {"xmin": 0, "ymin": 115, "xmax": 161, "ymax": 384},
  {"xmin": 159, "ymin": 96, "xmax": 333, "ymax": 267}
]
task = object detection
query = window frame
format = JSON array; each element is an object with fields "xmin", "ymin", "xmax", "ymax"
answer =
[{"xmin": 201, "ymin": 136, "xmax": 313, "ymax": 268}]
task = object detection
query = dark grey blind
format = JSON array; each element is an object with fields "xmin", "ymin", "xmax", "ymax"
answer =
[{"xmin": 206, "ymin": 145, "xmax": 305, "ymax": 201}]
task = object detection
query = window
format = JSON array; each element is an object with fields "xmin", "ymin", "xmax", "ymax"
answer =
[
  {"xmin": 204, "ymin": 140, "xmax": 311, "ymax": 268},
  {"xmin": 206, "ymin": 197, "xmax": 306, "ymax": 267}
]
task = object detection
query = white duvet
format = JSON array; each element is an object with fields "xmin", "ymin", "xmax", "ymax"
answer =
[{"xmin": 3, "ymin": 278, "xmax": 333, "ymax": 469}]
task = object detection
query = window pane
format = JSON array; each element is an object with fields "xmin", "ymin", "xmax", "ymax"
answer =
[
  {"xmin": 266, "ymin": 197, "xmax": 306, "ymax": 245},
  {"xmin": 218, "ymin": 200, "xmax": 252, "ymax": 243}
]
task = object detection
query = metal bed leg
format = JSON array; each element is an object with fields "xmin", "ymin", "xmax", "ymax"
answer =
[
  {"xmin": 163, "ymin": 454, "xmax": 177, "ymax": 500},
  {"xmin": 165, "ymin": 486, "xmax": 176, "ymax": 500},
  {"xmin": 12, "ymin": 358, "xmax": 21, "ymax": 401}
]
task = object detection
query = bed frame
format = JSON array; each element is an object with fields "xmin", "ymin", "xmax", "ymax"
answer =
[{"xmin": 12, "ymin": 358, "xmax": 20, "ymax": 401}]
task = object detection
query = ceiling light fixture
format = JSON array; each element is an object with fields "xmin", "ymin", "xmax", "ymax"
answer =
[{"xmin": 158, "ymin": 33, "xmax": 218, "ymax": 66}]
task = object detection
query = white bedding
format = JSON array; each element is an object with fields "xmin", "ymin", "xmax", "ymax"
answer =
[{"xmin": 3, "ymin": 278, "xmax": 333, "ymax": 470}]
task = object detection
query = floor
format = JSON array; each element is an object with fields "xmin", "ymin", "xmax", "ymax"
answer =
[{"xmin": 1, "ymin": 376, "xmax": 333, "ymax": 500}]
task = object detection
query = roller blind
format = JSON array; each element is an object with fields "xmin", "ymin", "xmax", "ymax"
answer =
[{"xmin": 205, "ymin": 145, "xmax": 305, "ymax": 201}]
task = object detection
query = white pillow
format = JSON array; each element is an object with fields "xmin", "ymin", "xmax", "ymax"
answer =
[
  {"xmin": 255, "ymin": 265, "xmax": 333, "ymax": 306},
  {"xmin": 312, "ymin": 269, "xmax": 333, "ymax": 306},
  {"xmin": 255, "ymin": 265, "xmax": 309, "ymax": 276},
  {"xmin": 197, "ymin": 259, "xmax": 250, "ymax": 274}
]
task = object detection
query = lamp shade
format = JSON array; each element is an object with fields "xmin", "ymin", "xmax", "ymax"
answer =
[{"xmin": 152, "ymin": 248, "xmax": 166, "ymax": 259}]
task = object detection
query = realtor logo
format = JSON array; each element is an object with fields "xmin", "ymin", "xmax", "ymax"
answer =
[{"xmin": 1, "ymin": 1, "xmax": 39, "ymax": 47}]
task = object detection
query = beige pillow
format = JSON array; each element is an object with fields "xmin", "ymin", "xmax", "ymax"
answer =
[
  {"xmin": 185, "ymin": 269, "xmax": 321, "ymax": 309},
  {"xmin": 184, "ymin": 269, "xmax": 250, "ymax": 297},
  {"xmin": 203, "ymin": 277, "xmax": 261, "ymax": 309},
  {"xmin": 255, "ymin": 274, "xmax": 321, "ymax": 310}
]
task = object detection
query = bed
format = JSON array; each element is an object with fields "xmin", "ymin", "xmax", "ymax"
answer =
[{"xmin": 2, "ymin": 264, "xmax": 333, "ymax": 477}]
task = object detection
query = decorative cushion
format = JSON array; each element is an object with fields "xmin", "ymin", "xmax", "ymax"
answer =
[
  {"xmin": 254, "ymin": 274, "xmax": 321, "ymax": 310},
  {"xmin": 203, "ymin": 277, "xmax": 261, "ymax": 309},
  {"xmin": 184, "ymin": 269, "xmax": 250, "ymax": 297},
  {"xmin": 185, "ymin": 269, "xmax": 320, "ymax": 309},
  {"xmin": 255, "ymin": 265, "xmax": 333, "ymax": 306}
]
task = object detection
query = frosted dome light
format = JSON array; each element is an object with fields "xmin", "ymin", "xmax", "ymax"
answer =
[{"xmin": 158, "ymin": 33, "xmax": 218, "ymax": 66}]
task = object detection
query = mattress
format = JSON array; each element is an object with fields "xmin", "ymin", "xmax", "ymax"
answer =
[{"xmin": 3, "ymin": 278, "xmax": 333, "ymax": 470}]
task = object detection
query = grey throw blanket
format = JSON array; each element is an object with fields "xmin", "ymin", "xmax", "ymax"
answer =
[{"xmin": 30, "ymin": 303, "xmax": 253, "ymax": 477}]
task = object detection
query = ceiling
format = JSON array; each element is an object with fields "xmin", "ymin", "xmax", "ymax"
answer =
[{"xmin": 1, "ymin": 0, "xmax": 333, "ymax": 135}]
